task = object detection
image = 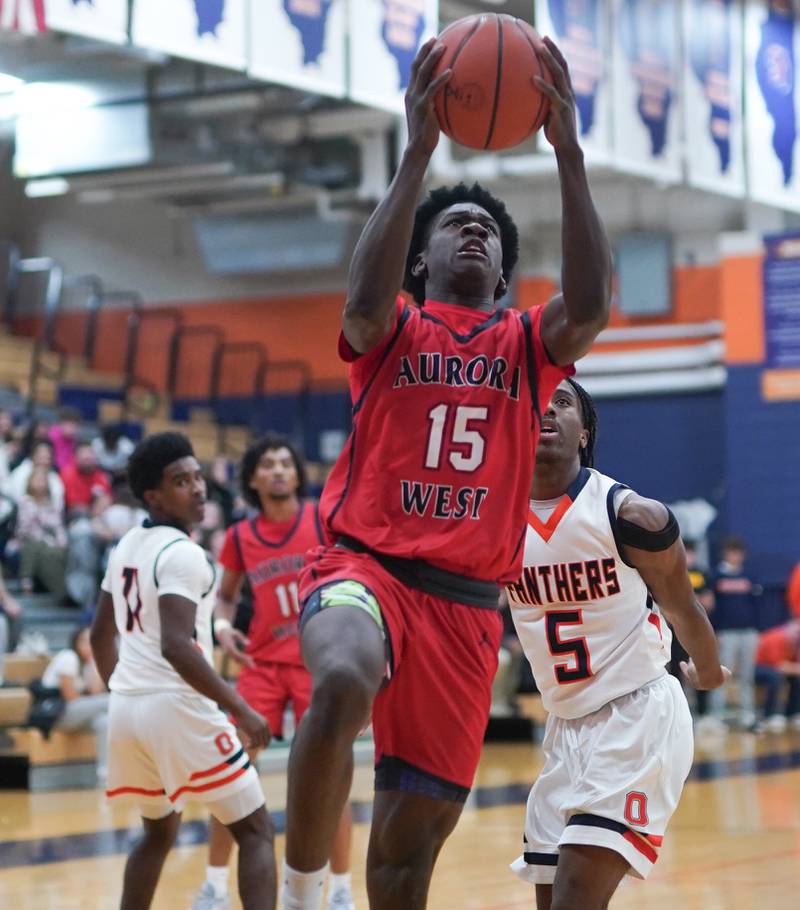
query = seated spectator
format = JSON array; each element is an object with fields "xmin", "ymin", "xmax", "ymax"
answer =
[
  {"xmin": 4, "ymin": 439, "xmax": 65, "ymax": 512},
  {"xmin": 61, "ymin": 442, "xmax": 111, "ymax": 516},
  {"xmin": 0, "ymin": 563, "xmax": 21, "ymax": 684},
  {"xmin": 47, "ymin": 407, "xmax": 83, "ymax": 471},
  {"xmin": 755, "ymin": 620, "xmax": 800, "ymax": 733},
  {"xmin": 0, "ymin": 408, "xmax": 15, "ymax": 487},
  {"xmin": 13, "ymin": 467, "xmax": 68, "ymax": 599},
  {"xmin": 10, "ymin": 417, "xmax": 50, "ymax": 472},
  {"xmin": 92, "ymin": 480, "xmax": 146, "ymax": 564},
  {"xmin": 41, "ymin": 626, "xmax": 109, "ymax": 781},
  {"xmin": 91, "ymin": 425, "xmax": 134, "ymax": 480}
]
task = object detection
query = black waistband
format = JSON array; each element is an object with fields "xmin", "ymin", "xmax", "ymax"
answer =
[{"xmin": 335, "ymin": 534, "xmax": 500, "ymax": 609}]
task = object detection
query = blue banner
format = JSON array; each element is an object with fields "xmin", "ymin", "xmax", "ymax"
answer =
[{"xmin": 763, "ymin": 232, "xmax": 800, "ymax": 369}]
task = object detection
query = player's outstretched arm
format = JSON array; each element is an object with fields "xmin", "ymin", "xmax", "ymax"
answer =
[
  {"xmin": 159, "ymin": 593, "xmax": 270, "ymax": 749},
  {"xmin": 537, "ymin": 37, "xmax": 612, "ymax": 365},
  {"xmin": 344, "ymin": 38, "xmax": 451, "ymax": 355},
  {"xmin": 618, "ymin": 495, "xmax": 728, "ymax": 691},
  {"xmin": 90, "ymin": 591, "xmax": 119, "ymax": 688}
]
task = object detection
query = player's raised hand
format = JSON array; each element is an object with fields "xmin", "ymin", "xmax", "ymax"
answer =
[
  {"xmin": 234, "ymin": 703, "xmax": 271, "ymax": 751},
  {"xmin": 534, "ymin": 36, "xmax": 579, "ymax": 153},
  {"xmin": 216, "ymin": 625, "xmax": 255, "ymax": 669},
  {"xmin": 681, "ymin": 659, "xmax": 731, "ymax": 690},
  {"xmin": 406, "ymin": 38, "xmax": 451, "ymax": 157}
]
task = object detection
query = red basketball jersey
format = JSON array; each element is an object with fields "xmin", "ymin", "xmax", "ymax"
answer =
[
  {"xmin": 220, "ymin": 501, "xmax": 326, "ymax": 665},
  {"xmin": 321, "ymin": 298, "xmax": 573, "ymax": 583}
]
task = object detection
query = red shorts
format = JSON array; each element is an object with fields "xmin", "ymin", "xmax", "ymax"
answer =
[
  {"xmin": 298, "ymin": 546, "xmax": 502, "ymax": 801},
  {"xmin": 236, "ymin": 662, "xmax": 312, "ymax": 739}
]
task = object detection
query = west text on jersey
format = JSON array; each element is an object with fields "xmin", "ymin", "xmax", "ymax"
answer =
[
  {"xmin": 393, "ymin": 353, "xmax": 521, "ymax": 400},
  {"xmin": 506, "ymin": 558, "xmax": 621, "ymax": 606},
  {"xmin": 401, "ymin": 480, "xmax": 490, "ymax": 520}
]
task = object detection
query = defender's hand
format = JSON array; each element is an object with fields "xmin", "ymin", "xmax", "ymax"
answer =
[
  {"xmin": 534, "ymin": 37, "xmax": 580, "ymax": 153},
  {"xmin": 405, "ymin": 38, "xmax": 451, "ymax": 157},
  {"xmin": 681, "ymin": 659, "xmax": 731, "ymax": 691},
  {"xmin": 233, "ymin": 704, "xmax": 271, "ymax": 751}
]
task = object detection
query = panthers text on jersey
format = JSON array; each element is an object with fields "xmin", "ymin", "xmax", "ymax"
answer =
[{"xmin": 506, "ymin": 468, "xmax": 672, "ymax": 719}]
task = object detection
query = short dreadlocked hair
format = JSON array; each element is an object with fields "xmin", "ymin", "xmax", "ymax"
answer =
[
  {"xmin": 128, "ymin": 432, "xmax": 195, "ymax": 504},
  {"xmin": 566, "ymin": 377, "xmax": 598, "ymax": 468},
  {"xmin": 403, "ymin": 183, "xmax": 519, "ymax": 306},
  {"xmin": 240, "ymin": 433, "xmax": 307, "ymax": 509}
]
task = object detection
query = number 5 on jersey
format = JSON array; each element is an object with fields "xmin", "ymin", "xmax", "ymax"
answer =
[{"xmin": 546, "ymin": 610, "xmax": 592, "ymax": 684}]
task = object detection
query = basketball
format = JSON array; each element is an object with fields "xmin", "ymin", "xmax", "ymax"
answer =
[{"xmin": 432, "ymin": 14, "xmax": 553, "ymax": 151}]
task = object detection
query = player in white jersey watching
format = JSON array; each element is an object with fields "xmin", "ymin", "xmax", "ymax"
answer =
[
  {"xmin": 90, "ymin": 433, "xmax": 275, "ymax": 910},
  {"xmin": 506, "ymin": 379, "xmax": 729, "ymax": 910}
]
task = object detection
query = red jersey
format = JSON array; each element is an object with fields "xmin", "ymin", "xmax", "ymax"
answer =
[
  {"xmin": 321, "ymin": 297, "xmax": 573, "ymax": 584},
  {"xmin": 220, "ymin": 500, "xmax": 326, "ymax": 665}
]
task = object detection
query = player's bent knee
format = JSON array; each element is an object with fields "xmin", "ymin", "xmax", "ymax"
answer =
[
  {"xmin": 228, "ymin": 805, "xmax": 275, "ymax": 847},
  {"xmin": 311, "ymin": 661, "xmax": 380, "ymax": 730},
  {"xmin": 141, "ymin": 812, "xmax": 181, "ymax": 849}
]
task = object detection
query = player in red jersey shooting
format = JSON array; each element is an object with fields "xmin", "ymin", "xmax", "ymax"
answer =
[{"xmin": 281, "ymin": 36, "xmax": 612, "ymax": 910}]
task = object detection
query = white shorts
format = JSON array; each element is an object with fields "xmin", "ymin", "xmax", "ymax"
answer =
[
  {"xmin": 511, "ymin": 674, "xmax": 693, "ymax": 883},
  {"xmin": 106, "ymin": 690, "xmax": 265, "ymax": 824}
]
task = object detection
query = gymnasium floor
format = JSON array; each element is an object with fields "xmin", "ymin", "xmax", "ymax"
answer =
[{"xmin": 2, "ymin": 731, "xmax": 800, "ymax": 909}]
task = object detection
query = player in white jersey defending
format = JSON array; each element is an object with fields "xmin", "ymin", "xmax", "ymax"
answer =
[
  {"xmin": 506, "ymin": 380, "xmax": 729, "ymax": 910},
  {"xmin": 90, "ymin": 433, "xmax": 275, "ymax": 910}
]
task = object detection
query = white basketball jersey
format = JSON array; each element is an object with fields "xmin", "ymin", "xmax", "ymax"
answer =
[
  {"xmin": 506, "ymin": 468, "xmax": 671, "ymax": 720},
  {"xmin": 102, "ymin": 523, "xmax": 217, "ymax": 696}
]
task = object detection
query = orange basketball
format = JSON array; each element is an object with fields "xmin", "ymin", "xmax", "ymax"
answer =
[{"xmin": 433, "ymin": 14, "xmax": 553, "ymax": 151}]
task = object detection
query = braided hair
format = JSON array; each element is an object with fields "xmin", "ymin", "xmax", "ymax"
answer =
[{"xmin": 566, "ymin": 377, "xmax": 598, "ymax": 468}]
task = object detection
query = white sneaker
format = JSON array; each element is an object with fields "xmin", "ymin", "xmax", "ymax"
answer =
[
  {"xmin": 328, "ymin": 888, "xmax": 356, "ymax": 910},
  {"xmin": 789, "ymin": 714, "xmax": 800, "ymax": 731},
  {"xmin": 765, "ymin": 714, "xmax": 788, "ymax": 733},
  {"xmin": 695, "ymin": 715, "xmax": 727, "ymax": 736},
  {"xmin": 188, "ymin": 882, "xmax": 230, "ymax": 910}
]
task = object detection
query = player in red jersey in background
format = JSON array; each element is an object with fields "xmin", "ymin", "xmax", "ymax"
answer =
[
  {"xmin": 191, "ymin": 436, "xmax": 355, "ymax": 910},
  {"xmin": 281, "ymin": 36, "xmax": 612, "ymax": 910}
]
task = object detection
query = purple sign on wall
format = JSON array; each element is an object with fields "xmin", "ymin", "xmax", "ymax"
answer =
[{"xmin": 763, "ymin": 232, "xmax": 800, "ymax": 368}]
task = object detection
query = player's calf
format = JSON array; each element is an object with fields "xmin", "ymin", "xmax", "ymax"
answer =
[
  {"xmin": 120, "ymin": 812, "xmax": 182, "ymax": 910},
  {"xmin": 548, "ymin": 845, "xmax": 628, "ymax": 910},
  {"xmin": 228, "ymin": 806, "xmax": 277, "ymax": 910}
]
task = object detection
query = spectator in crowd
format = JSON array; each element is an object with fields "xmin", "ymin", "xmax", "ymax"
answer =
[
  {"xmin": 491, "ymin": 591, "xmax": 525, "ymax": 717},
  {"xmin": 4, "ymin": 439, "xmax": 65, "ymax": 511},
  {"xmin": 0, "ymin": 563, "xmax": 21, "ymax": 683},
  {"xmin": 13, "ymin": 467, "xmax": 68, "ymax": 598},
  {"xmin": 708, "ymin": 537, "xmax": 762, "ymax": 730},
  {"xmin": 47, "ymin": 407, "xmax": 83, "ymax": 471},
  {"xmin": 755, "ymin": 620, "xmax": 800, "ymax": 733},
  {"xmin": 41, "ymin": 625, "xmax": 109, "ymax": 781},
  {"xmin": 206, "ymin": 456, "xmax": 236, "ymax": 526},
  {"xmin": 91, "ymin": 480, "xmax": 146, "ymax": 572},
  {"xmin": 11, "ymin": 417, "xmax": 50, "ymax": 471},
  {"xmin": 61, "ymin": 442, "xmax": 111, "ymax": 516},
  {"xmin": 0, "ymin": 408, "xmax": 15, "ymax": 487},
  {"xmin": 91, "ymin": 424, "xmax": 134, "ymax": 480}
]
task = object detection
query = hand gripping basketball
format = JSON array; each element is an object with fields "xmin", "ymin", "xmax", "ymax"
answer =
[
  {"xmin": 534, "ymin": 37, "xmax": 580, "ymax": 153},
  {"xmin": 405, "ymin": 37, "xmax": 452, "ymax": 157}
]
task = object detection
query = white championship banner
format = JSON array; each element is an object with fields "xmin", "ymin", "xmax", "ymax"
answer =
[
  {"xmin": 349, "ymin": 0, "xmax": 438, "ymax": 114},
  {"xmin": 612, "ymin": 0, "xmax": 682, "ymax": 182},
  {"xmin": 534, "ymin": 0, "xmax": 612, "ymax": 162},
  {"xmin": 132, "ymin": 0, "xmax": 247, "ymax": 70},
  {"xmin": 250, "ymin": 0, "xmax": 346, "ymax": 98},
  {"xmin": 46, "ymin": 0, "xmax": 128, "ymax": 45},
  {"xmin": 744, "ymin": 0, "xmax": 800, "ymax": 212}
]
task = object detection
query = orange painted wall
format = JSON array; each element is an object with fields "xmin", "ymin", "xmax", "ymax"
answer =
[{"xmin": 14, "ymin": 261, "xmax": 752, "ymax": 393}]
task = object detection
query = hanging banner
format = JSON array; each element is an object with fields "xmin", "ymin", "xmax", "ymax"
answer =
[
  {"xmin": 0, "ymin": 0, "xmax": 45, "ymax": 32},
  {"xmin": 249, "ymin": 0, "xmax": 346, "ymax": 98},
  {"xmin": 46, "ymin": 0, "xmax": 128, "ymax": 44},
  {"xmin": 763, "ymin": 231, "xmax": 800, "ymax": 370},
  {"xmin": 612, "ymin": 0, "xmax": 682, "ymax": 181},
  {"xmin": 132, "ymin": 0, "xmax": 246, "ymax": 70},
  {"xmin": 534, "ymin": 0, "xmax": 612, "ymax": 162},
  {"xmin": 349, "ymin": 0, "xmax": 438, "ymax": 114},
  {"xmin": 745, "ymin": 0, "xmax": 800, "ymax": 212},
  {"xmin": 683, "ymin": 0, "xmax": 745, "ymax": 196}
]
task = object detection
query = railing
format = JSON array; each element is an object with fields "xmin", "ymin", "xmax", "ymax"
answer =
[
  {"xmin": 0, "ymin": 241, "xmax": 20, "ymax": 325},
  {"xmin": 209, "ymin": 340, "xmax": 267, "ymax": 453},
  {"xmin": 167, "ymin": 323, "xmax": 225, "ymax": 400}
]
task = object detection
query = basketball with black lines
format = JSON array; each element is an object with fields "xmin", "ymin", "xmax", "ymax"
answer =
[{"xmin": 433, "ymin": 14, "xmax": 553, "ymax": 151}]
